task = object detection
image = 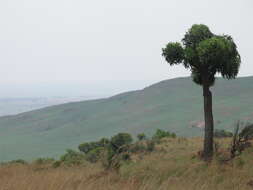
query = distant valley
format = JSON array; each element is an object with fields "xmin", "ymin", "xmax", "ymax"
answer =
[{"xmin": 0, "ymin": 96, "xmax": 100, "ymax": 116}]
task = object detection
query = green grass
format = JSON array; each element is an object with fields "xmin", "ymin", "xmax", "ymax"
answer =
[{"xmin": 0, "ymin": 76, "xmax": 253, "ymax": 161}]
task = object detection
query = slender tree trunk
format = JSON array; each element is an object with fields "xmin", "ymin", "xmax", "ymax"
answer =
[{"xmin": 202, "ymin": 84, "xmax": 214, "ymax": 159}]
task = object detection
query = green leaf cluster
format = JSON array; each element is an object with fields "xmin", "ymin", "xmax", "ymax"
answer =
[{"xmin": 162, "ymin": 24, "xmax": 241, "ymax": 86}]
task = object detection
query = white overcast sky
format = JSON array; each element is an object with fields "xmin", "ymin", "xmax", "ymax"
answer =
[{"xmin": 0, "ymin": 0, "xmax": 252, "ymax": 97}]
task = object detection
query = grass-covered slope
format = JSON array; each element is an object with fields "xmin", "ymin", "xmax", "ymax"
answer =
[
  {"xmin": 2, "ymin": 137, "xmax": 253, "ymax": 190},
  {"xmin": 0, "ymin": 76, "xmax": 253, "ymax": 161}
]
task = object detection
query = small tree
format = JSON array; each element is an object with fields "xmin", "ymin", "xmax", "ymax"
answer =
[
  {"xmin": 162, "ymin": 24, "xmax": 241, "ymax": 159},
  {"xmin": 105, "ymin": 133, "xmax": 133, "ymax": 170},
  {"xmin": 110, "ymin": 133, "xmax": 133, "ymax": 152}
]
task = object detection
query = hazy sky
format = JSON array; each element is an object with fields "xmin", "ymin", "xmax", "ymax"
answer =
[{"xmin": 0, "ymin": 0, "xmax": 252, "ymax": 97}]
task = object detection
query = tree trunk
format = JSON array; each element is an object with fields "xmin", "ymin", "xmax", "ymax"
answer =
[{"xmin": 202, "ymin": 84, "xmax": 214, "ymax": 160}]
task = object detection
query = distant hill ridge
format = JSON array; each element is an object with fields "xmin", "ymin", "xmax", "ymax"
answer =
[{"xmin": 0, "ymin": 76, "xmax": 253, "ymax": 161}]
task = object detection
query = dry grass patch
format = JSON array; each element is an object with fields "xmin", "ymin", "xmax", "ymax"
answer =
[{"xmin": 1, "ymin": 137, "xmax": 253, "ymax": 190}]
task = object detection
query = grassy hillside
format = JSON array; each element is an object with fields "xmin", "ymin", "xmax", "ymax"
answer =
[
  {"xmin": 1, "ymin": 137, "xmax": 253, "ymax": 190},
  {"xmin": 0, "ymin": 76, "xmax": 253, "ymax": 161}
]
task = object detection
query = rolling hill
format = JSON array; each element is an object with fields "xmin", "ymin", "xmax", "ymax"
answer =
[{"xmin": 0, "ymin": 76, "xmax": 253, "ymax": 161}]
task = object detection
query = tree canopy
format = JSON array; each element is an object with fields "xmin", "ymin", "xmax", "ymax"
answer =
[{"xmin": 162, "ymin": 24, "xmax": 241, "ymax": 87}]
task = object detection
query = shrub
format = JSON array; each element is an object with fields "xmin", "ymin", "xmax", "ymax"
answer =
[
  {"xmin": 137, "ymin": 133, "xmax": 146, "ymax": 141},
  {"xmin": 78, "ymin": 142, "xmax": 94, "ymax": 154},
  {"xmin": 129, "ymin": 140, "xmax": 155, "ymax": 153},
  {"xmin": 152, "ymin": 129, "xmax": 176, "ymax": 140},
  {"xmin": 60, "ymin": 149, "xmax": 86, "ymax": 166},
  {"xmin": 78, "ymin": 142, "xmax": 100, "ymax": 154},
  {"xmin": 214, "ymin": 129, "xmax": 233, "ymax": 138},
  {"xmin": 78, "ymin": 138, "xmax": 110, "ymax": 154},
  {"xmin": 110, "ymin": 133, "xmax": 133, "ymax": 152},
  {"xmin": 85, "ymin": 147, "xmax": 104, "ymax": 163},
  {"xmin": 99, "ymin": 138, "xmax": 110, "ymax": 146},
  {"xmin": 230, "ymin": 122, "xmax": 253, "ymax": 158},
  {"xmin": 103, "ymin": 133, "xmax": 133, "ymax": 170}
]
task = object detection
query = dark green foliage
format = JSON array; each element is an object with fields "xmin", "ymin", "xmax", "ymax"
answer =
[
  {"xmin": 162, "ymin": 42, "xmax": 184, "ymax": 64},
  {"xmin": 103, "ymin": 133, "xmax": 133, "ymax": 170},
  {"xmin": 99, "ymin": 138, "xmax": 110, "ymax": 146},
  {"xmin": 78, "ymin": 142, "xmax": 95, "ymax": 154},
  {"xmin": 137, "ymin": 133, "xmax": 147, "ymax": 141},
  {"xmin": 110, "ymin": 133, "xmax": 133, "ymax": 152},
  {"xmin": 214, "ymin": 129, "xmax": 233, "ymax": 138},
  {"xmin": 78, "ymin": 138, "xmax": 110, "ymax": 154},
  {"xmin": 182, "ymin": 24, "xmax": 213, "ymax": 48},
  {"xmin": 78, "ymin": 142, "xmax": 100, "ymax": 154},
  {"xmin": 60, "ymin": 149, "xmax": 86, "ymax": 166},
  {"xmin": 152, "ymin": 129, "xmax": 176, "ymax": 140},
  {"xmin": 162, "ymin": 24, "xmax": 241, "ymax": 86},
  {"xmin": 85, "ymin": 147, "xmax": 104, "ymax": 163}
]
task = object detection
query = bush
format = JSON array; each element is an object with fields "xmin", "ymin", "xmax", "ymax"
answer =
[
  {"xmin": 231, "ymin": 122, "xmax": 253, "ymax": 158},
  {"xmin": 137, "ymin": 133, "xmax": 146, "ymax": 141},
  {"xmin": 103, "ymin": 133, "xmax": 133, "ymax": 170},
  {"xmin": 214, "ymin": 129, "xmax": 233, "ymax": 138},
  {"xmin": 85, "ymin": 147, "xmax": 104, "ymax": 163},
  {"xmin": 129, "ymin": 140, "xmax": 155, "ymax": 153},
  {"xmin": 110, "ymin": 133, "xmax": 133, "ymax": 152},
  {"xmin": 60, "ymin": 149, "xmax": 86, "ymax": 166},
  {"xmin": 78, "ymin": 138, "xmax": 110, "ymax": 154},
  {"xmin": 78, "ymin": 142, "xmax": 94, "ymax": 154},
  {"xmin": 152, "ymin": 129, "xmax": 176, "ymax": 140},
  {"xmin": 99, "ymin": 138, "xmax": 110, "ymax": 146}
]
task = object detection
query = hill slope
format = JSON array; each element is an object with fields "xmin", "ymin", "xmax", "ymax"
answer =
[{"xmin": 0, "ymin": 76, "xmax": 253, "ymax": 161}]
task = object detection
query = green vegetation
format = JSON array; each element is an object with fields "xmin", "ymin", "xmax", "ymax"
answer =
[
  {"xmin": 1, "ymin": 77, "xmax": 253, "ymax": 161},
  {"xmin": 162, "ymin": 24, "xmax": 241, "ymax": 159},
  {"xmin": 59, "ymin": 149, "xmax": 86, "ymax": 166},
  {"xmin": 152, "ymin": 129, "xmax": 176, "ymax": 140}
]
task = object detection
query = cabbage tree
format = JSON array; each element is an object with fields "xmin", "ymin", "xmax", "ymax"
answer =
[{"xmin": 162, "ymin": 24, "xmax": 241, "ymax": 159}]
